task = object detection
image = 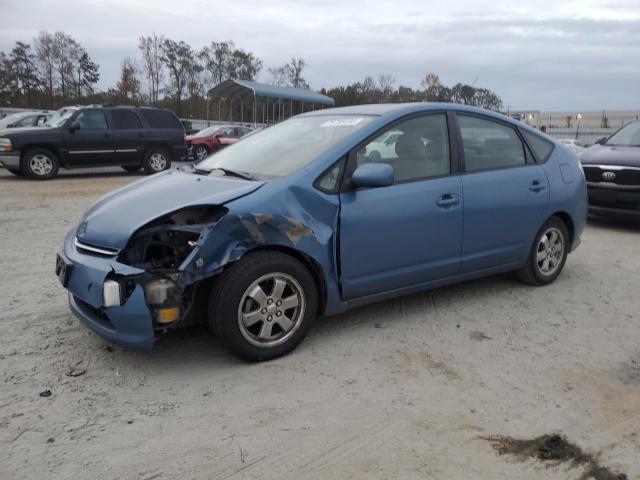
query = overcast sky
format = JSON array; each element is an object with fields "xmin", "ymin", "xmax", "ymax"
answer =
[{"xmin": 2, "ymin": 0, "xmax": 639, "ymax": 111}]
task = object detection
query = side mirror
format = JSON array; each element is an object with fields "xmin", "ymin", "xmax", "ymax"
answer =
[
  {"xmin": 351, "ymin": 163, "xmax": 394, "ymax": 189},
  {"xmin": 69, "ymin": 122, "xmax": 81, "ymax": 132}
]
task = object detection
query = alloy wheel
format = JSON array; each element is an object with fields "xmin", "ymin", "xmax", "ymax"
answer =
[
  {"xmin": 149, "ymin": 152, "xmax": 167, "ymax": 171},
  {"xmin": 536, "ymin": 227, "xmax": 564, "ymax": 276},
  {"xmin": 29, "ymin": 154, "xmax": 53, "ymax": 176},
  {"xmin": 195, "ymin": 146, "xmax": 208, "ymax": 160},
  {"xmin": 237, "ymin": 272, "xmax": 306, "ymax": 348}
]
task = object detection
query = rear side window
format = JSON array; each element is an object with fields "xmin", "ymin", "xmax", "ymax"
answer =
[
  {"xmin": 522, "ymin": 129, "xmax": 554, "ymax": 161},
  {"xmin": 141, "ymin": 109, "xmax": 182, "ymax": 129},
  {"xmin": 111, "ymin": 110, "xmax": 143, "ymax": 130},
  {"xmin": 74, "ymin": 110, "xmax": 108, "ymax": 130},
  {"xmin": 15, "ymin": 115, "xmax": 38, "ymax": 127},
  {"xmin": 458, "ymin": 115, "xmax": 525, "ymax": 172}
]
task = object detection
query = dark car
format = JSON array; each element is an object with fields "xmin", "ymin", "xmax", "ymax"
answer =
[
  {"xmin": 186, "ymin": 125, "xmax": 253, "ymax": 160},
  {"xmin": 0, "ymin": 106, "xmax": 186, "ymax": 179},
  {"xmin": 580, "ymin": 120, "xmax": 640, "ymax": 220},
  {"xmin": 56, "ymin": 103, "xmax": 586, "ymax": 361}
]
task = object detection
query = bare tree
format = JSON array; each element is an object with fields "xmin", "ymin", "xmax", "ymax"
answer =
[
  {"xmin": 377, "ymin": 73, "xmax": 395, "ymax": 101},
  {"xmin": 52, "ymin": 31, "xmax": 81, "ymax": 104},
  {"xmin": 34, "ymin": 32, "xmax": 56, "ymax": 108},
  {"xmin": 268, "ymin": 57, "xmax": 308, "ymax": 88},
  {"xmin": 109, "ymin": 57, "xmax": 140, "ymax": 104},
  {"xmin": 200, "ymin": 41, "xmax": 234, "ymax": 87},
  {"xmin": 160, "ymin": 39, "xmax": 197, "ymax": 116},
  {"xmin": 138, "ymin": 34, "xmax": 164, "ymax": 105}
]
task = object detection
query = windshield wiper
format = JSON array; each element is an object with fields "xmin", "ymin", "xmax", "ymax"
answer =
[{"xmin": 209, "ymin": 168, "xmax": 255, "ymax": 181}]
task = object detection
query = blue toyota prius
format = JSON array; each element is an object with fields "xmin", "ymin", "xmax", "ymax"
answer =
[{"xmin": 56, "ymin": 103, "xmax": 587, "ymax": 361}]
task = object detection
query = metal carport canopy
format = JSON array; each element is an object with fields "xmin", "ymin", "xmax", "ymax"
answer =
[{"xmin": 208, "ymin": 79, "xmax": 335, "ymax": 106}]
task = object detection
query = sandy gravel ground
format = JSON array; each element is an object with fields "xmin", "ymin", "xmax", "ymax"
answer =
[{"xmin": 0, "ymin": 166, "xmax": 639, "ymax": 480}]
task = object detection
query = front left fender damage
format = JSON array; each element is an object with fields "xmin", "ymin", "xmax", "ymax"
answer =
[{"xmin": 113, "ymin": 185, "xmax": 341, "ymax": 333}]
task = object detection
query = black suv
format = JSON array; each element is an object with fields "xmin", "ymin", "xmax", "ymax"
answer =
[{"xmin": 0, "ymin": 106, "xmax": 186, "ymax": 180}]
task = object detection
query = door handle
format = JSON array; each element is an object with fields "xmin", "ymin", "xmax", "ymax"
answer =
[
  {"xmin": 529, "ymin": 180, "xmax": 547, "ymax": 193},
  {"xmin": 436, "ymin": 193, "xmax": 460, "ymax": 208}
]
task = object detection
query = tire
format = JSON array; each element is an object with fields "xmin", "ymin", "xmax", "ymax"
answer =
[
  {"xmin": 121, "ymin": 165, "xmax": 141, "ymax": 173},
  {"xmin": 6, "ymin": 168, "xmax": 24, "ymax": 176},
  {"xmin": 518, "ymin": 216, "xmax": 569, "ymax": 286},
  {"xmin": 209, "ymin": 251, "xmax": 318, "ymax": 362},
  {"xmin": 142, "ymin": 147, "xmax": 171, "ymax": 174},
  {"xmin": 194, "ymin": 145, "xmax": 209, "ymax": 161},
  {"xmin": 22, "ymin": 148, "xmax": 59, "ymax": 180}
]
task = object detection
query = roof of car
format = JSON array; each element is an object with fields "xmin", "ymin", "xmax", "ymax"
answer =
[{"xmin": 300, "ymin": 102, "xmax": 549, "ymax": 136}]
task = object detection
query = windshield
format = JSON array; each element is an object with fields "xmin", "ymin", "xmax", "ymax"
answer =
[
  {"xmin": 46, "ymin": 108, "xmax": 77, "ymax": 128},
  {"xmin": 193, "ymin": 126, "xmax": 222, "ymax": 138},
  {"xmin": 196, "ymin": 115, "xmax": 376, "ymax": 178},
  {"xmin": 605, "ymin": 122, "xmax": 640, "ymax": 146}
]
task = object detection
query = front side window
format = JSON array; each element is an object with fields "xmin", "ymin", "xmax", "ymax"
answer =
[
  {"xmin": 74, "ymin": 110, "xmax": 108, "ymax": 130},
  {"xmin": 605, "ymin": 121, "xmax": 640, "ymax": 146},
  {"xmin": 196, "ymin": 115, "xmax": 375, "ymax": 179},
  {"xmin": 111, "ymin": 110, "xmax": 142, "ymax": 130},
  {"xmin": 46, "ymin": 107, "xmax": 78, "ymax": 127},
  {"xmin": 458, "ymin": 115, "xmax": 525, "ymax": 172},
  {"xmin": 358, "ymin": 114, "xmax": 450, "ymax": 182}
]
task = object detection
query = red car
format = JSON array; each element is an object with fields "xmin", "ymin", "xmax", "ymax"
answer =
[{"xmin": 185, "ymin": 125, "xmax": 253, "ymax": 160}]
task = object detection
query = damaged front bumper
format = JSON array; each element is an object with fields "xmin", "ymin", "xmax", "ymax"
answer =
[{"xmin": 61, "ymin": 229, "xmax": 157, "ymax": 350}]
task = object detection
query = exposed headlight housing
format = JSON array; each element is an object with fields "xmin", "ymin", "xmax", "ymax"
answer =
[{"xmin": 0, "ymin": 138, "xmax": 12, "ymax": 152}]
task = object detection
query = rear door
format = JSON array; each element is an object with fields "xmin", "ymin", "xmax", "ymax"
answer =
[
  {"xmin": 63, "ymin": 109, "xmax": 113, "ymax": 165},
  {"xmin": 108, "ymin": 109, "xmax": 146, "ymax": 164},
  {"xmin": 456, "ymin": 113, "xmax": 550, "ymax": 273},
  {"xmin": 339, "ymin": 112, "xmax": 463, "ymax": 300}
]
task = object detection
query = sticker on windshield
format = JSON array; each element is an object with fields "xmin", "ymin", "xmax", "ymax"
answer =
[{"xmin": 320, "ymin": 118, "xmax": 366, "ymax": 128}]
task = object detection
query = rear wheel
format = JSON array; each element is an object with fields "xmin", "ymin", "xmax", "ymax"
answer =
[
  {"xmin": 22, "ymin": 148, "xmax": 59, "ymax": 180},
  {"xmin": 209, "ymin": 251, "xmax": 318, "ymax": 362},
  {"xmin": 518, "ymin": 216, "xmax": 569, "ymax": 286},
  {"xmin": 121, "ymin": 165, "xmax": 141, "ymax": 173},
  {"xmin": 142, "ymin": 147, "xmax": 171, "ymax": 174}
]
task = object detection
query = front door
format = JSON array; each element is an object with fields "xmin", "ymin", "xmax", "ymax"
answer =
[
  {"xmin": 339, "ymin": 113, "xmax": 463, "ymax": 300},
  {"xmin": 456, "ymin": 113, "xmax": 551, "ymax": 273},
  {"xmin": 63, "ymin": 109, "xmax": 113, "ymax": 165}
]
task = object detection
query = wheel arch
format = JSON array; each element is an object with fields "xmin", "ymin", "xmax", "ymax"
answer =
[
  {"xmin": 244, "ymin": 245, "xmax": 328, "ymax": 316},
  {"xmin": 21, "ymin": 144, "xmax": 62, "ymax": 164},
  {"xmin": 551, "ymin": 211, "xmax": 575, "ymax": 246}
]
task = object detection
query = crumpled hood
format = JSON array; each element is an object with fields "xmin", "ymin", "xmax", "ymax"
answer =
[
  {"xmin": 78, "ymin": 169, "xmax": 265, "ymax": 249},
  {"xmin": 580, "ymin": 144, "xmax": 640, "ymax": 166}
]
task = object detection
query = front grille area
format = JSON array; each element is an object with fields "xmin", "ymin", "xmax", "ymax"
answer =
[
  {"xmin": 75, "ymin": 238, "xmax": 119, "ymax": 257},
  {"xmin": 582, "ymin": 165, "xmax": 640, "ymax": 186}
]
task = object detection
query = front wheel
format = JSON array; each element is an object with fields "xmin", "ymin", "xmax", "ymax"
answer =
[
  {"xmin": 142, "ymin": 147, "xmax": 171, "ymax": 174},
  {"xmin": 209, "ymin": 251, "xmax": 318, "ymax": 362},
  {"xmin": 22, "ymin": 148, "xmax": 59, "ymax": 180},
  {"xmin": 194, "ymin": 145, "xmax": 209, "ymax": 161},
  {"xmin": 518, "ymin": 216, "xmax": 569, "ymax": 286}
]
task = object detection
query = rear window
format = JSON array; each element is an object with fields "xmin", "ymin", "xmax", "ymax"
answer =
[
  {"xmin": 140, "ymin": 109, "xmax": 183, "ymax": 129},
  {"xmin": 522, "ymin": 129, "xmax": 554, "ymax": 161},
  {"xmin": 111, "ymin": 110, "xmax": 142, "ymax": 130}
]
